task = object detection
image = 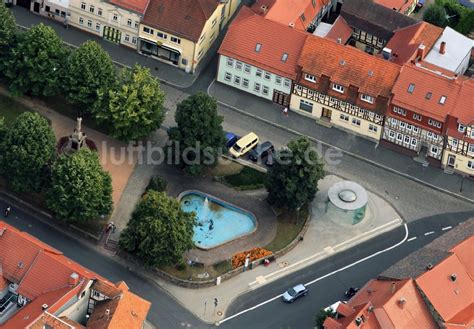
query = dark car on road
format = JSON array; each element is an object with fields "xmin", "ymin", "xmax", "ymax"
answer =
[
  {"xmin": 248, "ymin": 141, "xmax": 274, "ymax": 162},
  {"xmin": 282, "ymin": 284, "xmax": 308, "ymax": 303}
]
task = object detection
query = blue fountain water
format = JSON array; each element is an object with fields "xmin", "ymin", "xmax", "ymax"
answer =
[{"xmin": 180, "ymin": 192, "xmax": 256, "ymax": 249}]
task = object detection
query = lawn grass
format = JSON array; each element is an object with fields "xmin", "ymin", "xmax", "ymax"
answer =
[
  {"xmin": 162, "ymin": 259, "xmax": 232, "ymax": 281},
  {"xmin": 206, "ymin": 158, "xmax": 244, "ymax": 177},
  {"xmin": 265, "ymin": 204, "xmax": 308, "ymax": 253},
  {"xmin": 0, "ymin": 94, "xmax": 29, "ymax": 124},
  {"xmin": 221, "ymin": 166, "xmax": 266, "ymax": 190}
]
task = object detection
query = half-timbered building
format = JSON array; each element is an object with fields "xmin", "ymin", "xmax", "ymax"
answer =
[{"xmin": 291, "ymin": 36, "xmax": 401, "ymax": 141}]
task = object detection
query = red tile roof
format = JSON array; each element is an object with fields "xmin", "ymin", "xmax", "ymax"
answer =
[
  {"xmin": 451, "ymin": 78, "xmax": 474, "ymax": 125},
  {"xmin": 219, "ymin": 6, "xmax": 308, "ymax": 79},
  {"xmin": 391, "ymin": 63, "xmax": 462, "ymax": 121},
  {"xmin": 384, "ymin": 22, "xmax": 443, "ymax": 65},
  {"xmin": 297, "ymin": 36, "xmax": 401, "ymax": 97},
  {"xmin": 325, "ymin": 16, "xmax": 353, "ymax": 44},
  {"xmin": 416, "ymin": 236, "xmax": 474, "ymax": 328},
  {"xmin": 108, "ymin": 0, "xmax": 150, "ymax": 14},
  {"xmin": 374, "ymin": 0, "xmax": 416, "ymax": 13},
  {"xmin": 142, "ymin": 0, "xmax": 219, "ymax": 42}
]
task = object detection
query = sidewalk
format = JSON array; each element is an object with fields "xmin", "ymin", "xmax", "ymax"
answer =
[
  {"xmin": 157, "ymin": 174, "xmax": 403, "ymax": 323},
  {"xmin": 208, "ymin": 81, "xmax": 474, "ymax": 203},
  {"xmin": 10, "ymin": 7, "xmax": 199, "ymax": 88}
]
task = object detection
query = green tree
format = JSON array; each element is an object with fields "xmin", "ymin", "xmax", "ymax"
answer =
[
  {"xmin": 0, "ymin": 4, "xmax": 17, "ymax": 75},
  {"xmin": 0, "ymin": 112, "xmax": 56, "ymax": 192},
  {"xmin": 65, "ymin": 41, "xmax": 116, "ymax": 112},
  {"xmin": 168, "ymin": 93, "xmax": 225, "ymax": 175},
  {"xmin": 119, "ymin": 191, "xmax": 195, "ymax": 268},
  {"xmin": 265, "ymin": 136, "xmax": 325, "ymax": 210},
  {"xmin": 0, "ymin": 117, "xmax": 5, "ymax": 141},
  {"xmin": 423, "ymin": 4, "xmax": 448, "ymax": 27},
  {"xmin": 5, "ymin": 23, "xmax": 69, "ymax": 97},
  {"xmin": 93, "ymin": 65, "xmax": 165, "ymax": 141},
  {"xmin": 456, "ymin": 9, "xmax": 474, "ymax": 35},
  {"xmin": 47, "ymin": 149, "xmax": 113, "ymax": 223}
]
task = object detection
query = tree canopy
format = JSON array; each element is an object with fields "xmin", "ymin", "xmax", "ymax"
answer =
[
  {"xmin": 169, "ymin": 93, "xmax": 225, "ymax": 175},
  {"xmin": 5, "ymin": 23, "xmax": 69, "ymax": 97},
  {"xmin": 65, "ymin": 41, "xmax": 116, "ymax": 112},
  {"xmin": 47, "ymin": 148, "xmax": 113, "ymax": 223},
  {"xmin": 93, "ymin": 65, "xmax": 165, "ymax": 141},
  {"xmin": 423, "ymin": 4, "xmax": 448, "ymax": 27},
  {"xmin": 119, "ymin": 191, "xmax": 195, "ymax": 268},
  {"xmin": 265, "ymin": 136, "xmax": 325, "ymax": 210},
  {"xmin": 0, "ymin": 112, "xmax": 56, "ymax": 192},
  {"xmin": 0, "ymin": 3, "xmax": 17, "ymax": 74}
]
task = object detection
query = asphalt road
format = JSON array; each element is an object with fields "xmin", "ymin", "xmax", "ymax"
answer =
[{"xmin": 1, "ymin": 194, "xmax": 472, "ymax": 329}]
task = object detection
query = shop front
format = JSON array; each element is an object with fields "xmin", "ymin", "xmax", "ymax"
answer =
[{"xmin": 139, "ymin": 39, "xmax": 181, "ymax": 66}]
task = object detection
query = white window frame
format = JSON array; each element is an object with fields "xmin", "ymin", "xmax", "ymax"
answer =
[
  {"xmin": 396, "ymin": 133, "xmax": 403, "ymax": 142},
  {"xmin": 170, "ymin": 36, "xmax": 181, "ymax": 44},
  {"xmin": 262, "ymin": 85, "xmax": 269, "ymax": 96},
  {"xmin": 244, "ymin": 64, "xmax": 251, "ymax": 74},
  {"xmin": 467, "ymin": 160, "xmax": 474, "ymax": 170},
  {"xmin": 264, "ymin": 72, "xmax": 271, "ymax": 80},
  {"xmin": 226, "ymin": 58, "xmax": 234, "ymax": 68},
  {"xmin": 389, "ymin": 130, "xmax": 396, "ymax": 138},
  {"xmin": 127, "ymin": 19, "xmax": 132, "ymax": 26},
  {"xmin": 81, "ymin": 2, "xmax": 86, "ymax": 10},
  {"xmin": 242, "ymin": 78, "xmax": 249, "ymax": 88},
  {"xmin": 97, "ymin": 8, "xmax": 102, "ymax": 16},
  {"xmin": 275, "ymin": 76, "xmax": 282, "ymax": 85},
  {"xmin": 284, "ymin": 79, "xmax": 291, "ymax": 88},
  {"xmin": 89, "ymin": 5, "xmax": 94, "ymax": 13},
  {"xmin": 411, "ymin": 138, "xmax": 417, "ymax": 147},
  {"xmin": 458, "ymin": 124, "xmax": 466, "ymax": 133},
  {"xmin": 430, "ymin": 145, "xmax": 439, "ymax": 155},
  {"xmin": 95, "ymin": 23, "xmax": 100, "ymax": 31},
  {"xmin": 234, "ymin": 76, "xmax": 241, "ymax": 85},
  {"xmin": 469, "ymin": 144, "xmax": 474, "ymax": 153},
  {"xmin": 254, "ymin": 82, "xmax": 261, "ymax": 93},
  {"xmin": 368, "ymin": 124, "xmax": 378, "ymax": 133},
  {"xmin": 235, "ymin": 61, "xmax": 243, "ymax": 71},
  {"xmin": 360, "ymin": 94, "xmax": 374, "ymax": 104},
  {"xmin": 339, "ymin": 114, "xmax": 349, "ymax": 122},
  {"xmin": 332, "ymin": 83, "xmax": 344, "ymax": 93},
  {"xmin": 351, "ymin": 118, "xmax": 361, "ymax": 127},
  {"xmin": 79, "ymin": 17, "xmax": 84, "ymax": 25},
  {"xmin": 304, "ymin": 74, "xmax": 316, "ymax": 83},
  {"xmin": 256, "ymin": 69, "xmax": 263, "ymax": 78},
  {"xmin": 224, "ymin": 72, "xmax": 232, "ymax": 82}
]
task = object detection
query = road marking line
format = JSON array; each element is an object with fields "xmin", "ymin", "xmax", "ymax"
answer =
[
  {"xmin": 407, "ymin": 237, "xmax": 417, "ymax": 242},
  {"xmin": 442, "ymin": 226, "xmax": 452, "ymax": 231},
  {"xmin": 217, "ymin": 223, "xmax": 409, "ymax": 326},
  {"xmin": 424, "ymin": 231, "xmax": 435, "ymax": 236}
]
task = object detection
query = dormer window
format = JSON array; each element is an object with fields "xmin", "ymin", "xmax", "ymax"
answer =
[
  {"xmin": 407, "ymin": 83, "xmax": 415, "ymax": 93},
  {"xmin": 255, "ymin": 43, "xmax": 262, "ymax": 53},
  {"xmin": 457, "ymin": 123, "xmax": 466, "ymax": 133},
  {"xmin": 425, "ymin": 92, "xmax": 432, "ymax": 100},
  {"xmin": 360, "ymin": 94, "xmax": 374, "ymax": 104},
  {"xmin": 281, "ymin": 53, "xmax": 288, "ymax": 62},
  {"xmin": 332, "ymin": 83, "xmax": 344, "ymax": 93},
  {"xmin": 439, "ymin": 96, "xmax": 447, "ymax": 104},
  {"xmin": 304, "ymin": 74, "xmax": 316, "ymax": 83}
]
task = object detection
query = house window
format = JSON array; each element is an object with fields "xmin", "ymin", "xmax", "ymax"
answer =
[
  {"xmin": 332, "ymin": 83, "xmax": 344, "ymax": 93},
  {"xmin": 275, "ymin": 76, "xmax": 282, "ymax": 85},
  {"xmin": 467, "ymin": 161, "xmax": 474, "ymax": 170},
  {"xmin": 281, "ymin": 53, "xmax": 288, "ymax": 62},
  {"xmin": 197, "ymin": 49, "xmax": 203, "ymax": 59},
  {"xmin": 430, "ymin": 146, "xmax": 438, "ymax": 155},
  {"xmin": 254, "ymin": 83, "xmax": 261, "ymax": 93},
  {"xmin": 125, "ymin": 34, "xmax": 130, "ymax": 42},
  {"xmin": 226, "ymin": 58, "xmax": 234, "ymax": 67},
  {"xmin": 394, "ymin": 107, "xmax": 406, "ymax": 116},
  {"xmin": 304, "ymin": 74, "xmax": 316, "ymax": 83},
  {"xmin": 256, "ymin": 69, "xmax": 263, "ymax": 78},
  {"xmin": 400, "ymin": 121, "xmax": 406, "ymax": 128},
  {"xmin": 360, "ymin": 94, "xmax": 374, "ymax": 104},
  {"xmin": 413, "ymin": 126, "xmax": 419, "ymax": 133},
  {"xmin": 199, "ymin": 34, "xmax": 206, "ymax": 43},
  {"xmin": 255, "ymin": 43, "xmax": 262, "ymax": 52},
  {"xmin": 210, "ymin": 32, "xmax": 216, "ymax": 41},
  {"xmin": 98, "ymin": 8, "xmax": 102, "ymax": 16},
  {"xmin": 235, "ymin": 61, "xmax": 243, "ymax": 71},
  {"xmin": 157, "ymin": 32, "xmax": 167, "ymax": 39},
  {"xmin": 89, "ymin": 5, "xmax": 94, "ymax": 13},
  {"xmin": 224, "ymin": 72, "xmax": 232, "ymax": 82},
  {"xmin": 87, "ymin": 20, "xmax": 92, "ymax": 28},
  {"xmin": 171, "ymin": 37, "xmax": 181, "ymax": 44},
  {"xmin": 234, "ymin": 76, "xmax": 241, "ymax": 85},
  {"xmin": 339, "ymin": 114, "xmax": 349, "ymax": 122},
  {"xmin": 389, "ymin": 130, "xmax": 395, "ymax": 138},
  {"xmin": 396, "ymin": 133, "xmax": 403, "ymax": 141},
  {"xmin": 369, "ymin": 124, "xmax": 378, "ymax": 133},
  {"xmin": 264, "ymin": 72, "xmax": 271, "ymax": 80},
  {"xmin": 262, "ymin": 85, "xmax": 269, "ymax": 96},
  {"xmin": 143, "ymin": 27, "xmax": 153, "ymax": 34},
  {"xmin": 469, "ymin": 144, "xmax": 474, "ymax": 153},
  {"xmin": 81, "ymin": 2, "xmax": 86, "ymax": 10},
  {"xmin": 55, "ymin": 9, "xmax": 60, "ymax": 15},
  {"xmin": 284, "ymin": 79, "xmax": 291, "ymax": 88},
  {"xmin": 211, "ymin": 18, "xmax": 217, "ymax": 27},
  {"xmin": 244, "ymin": 64, "xmax": 251, "ymax": 74},
  {"xmin": 127, "ymin": 19, "xmax": 132, "ymax": 26},
  {"xmin": 300, "ymin": 13, "xmax": 306, "ymax": 21},
  {"xmin": 242, "ymin": 78, "xmax": 249, "ymax": 88},
  {"xmin": 406, "ymin": 124, "xmax": 412, "ymax": 131},
  {"xmin": 411, "ymin": 138, "xmax": 417, "ymax": 147},
  {"xmin": 95, "ymin": 23, "xmax": 100, "ymax": 31},
  {"xmin": 407, "ymin": 83, "xmax": 415, "ymax": 93},
  {"xmin": 403, "ymin": 135, "xmax": 410, "ymax": 144},
  {"xmin": 425, "ymin": 92, "xmax": 432, "ymax": 100},
  {"xmin": 390, "ymin": 118, "xmax": 397, "ymax": 125},
  {"xmin": 439, "ymin": 96, "xmax": 447, "ymax": 104},
  {"xmin": 300, "ymin": 100, "xmax": 313, "ymax": 113},
  {"xmin": 112, "ymin": 14, "xmax": 118, "ymax": 21},
  {"xmin": 134, "ymin": 21, "xmax": 139, "ymax": 29},
  {"xmin": 451, "ymin": 138, "xmax": 458, "ymax": 147},
  {"xmin": 413, "ymin": 113, "xmax": 422, "ymax": 121},
  {"xmin": 470, "ymin": 129, "xmax": 474, "ymax": 139},
  {"xmin": 132, "ymin": 37, "xmax": 137, "ymax": 44},
  {"xmin": 428, "ymin": 119, "xmax": 441, "ymax": 128},
  {"xmin": 457, "ymin": 124, "xmax": 466, "ymax": 133},
  {"xmin": 79, "ymin": 17, "xmax": 84, "ymax": 25},
  {"xmin": 351, "ymin": 118, "xmax": 361, "ymax": 126}
]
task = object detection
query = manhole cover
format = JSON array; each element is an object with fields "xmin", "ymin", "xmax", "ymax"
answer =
[{"xmin": 217, "ymin": 311, "xmax": 223, "ymax": 317}]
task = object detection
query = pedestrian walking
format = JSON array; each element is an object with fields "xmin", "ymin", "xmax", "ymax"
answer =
[{"xmin": 282, "ymin": 107, "xmax": 289, "ymax": 117}]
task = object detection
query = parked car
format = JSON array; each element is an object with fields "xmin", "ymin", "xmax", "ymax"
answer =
[
  {"xmin": 265, "ymin": 151, "xmax": 274, "ymax": 167},
  {"xmin": 248, "ymin": 141, "xmax": 274, "ymax": 162},
  {"xmin": 282, "ymin": 284, "xmax": 308, "ymax": 303},
  {"xmin": 229, "ymin": 132, "xmax": 259, "ymax": 158},
  {"xmin": 415, "ymin": 0, "xmax": 424, "ymax": 10},
  {"xmin": 225, "ymin": 132, "xmax": 239, "ymax": 148}
]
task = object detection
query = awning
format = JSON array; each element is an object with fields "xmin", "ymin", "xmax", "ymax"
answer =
[{"xmin": 159, "ymin": 44, "xmax": 181, "ymax": 54}]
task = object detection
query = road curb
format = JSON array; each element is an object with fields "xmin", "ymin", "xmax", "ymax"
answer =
[{"xmin": 207, "ymin": 80, "xmax": 473, "ymax": 204}]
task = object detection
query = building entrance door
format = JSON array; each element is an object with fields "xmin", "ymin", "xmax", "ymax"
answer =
[
  {"xmin": 272, "ymin": 90, "xmax": 289, "ymax": 106},
  {"xmin": 16, "ymin": 0, "xmax": 31, "ymax": 9},
  {"xmin": 33, "ymin": 2, "xmax": 40, "ymax": 12},
  {"xmin": 103, "ymin": 26, "xmax": 121, "ymax": 44},
  {"xmin": 447, "ymin": 154, "xmax": 456, "ymax": 167},
  {"xmin": 321, "ymin": 107, "xmax": 332, "ymax": 121}
]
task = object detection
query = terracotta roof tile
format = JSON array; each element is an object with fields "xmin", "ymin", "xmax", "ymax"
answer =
[
  {"xmin": 323, "ymin": 316, "xmax": 342, "ymax": 329},
  {"xmin": 451, "ymin": 79, "xmax": 474, "ymax": 125},
  {"xmin": 91, "ymin": 279, "xmax": 122, "ymax": 299},
  {"xmin": 297, "ymin": 36, "xmax": 401, "ymax": 97},
  {"xmin": 325, "ymin": 16, "xmax": 353, "ymax": 44},
  {"xmin": 108, "ymin": 0, "xmax": 150, "ymax": 14},
  {"xmin": 336, "ymin": 302, "xmax": 355, "ymax": 317},
  {"xmin": 374, "ymin": 0, "xmax": 416, "ymax": 12},
  {"xmin": 219, "ymin": 7, "xmax": 308, "ymax": 79},
  {"xmin": 142, "ymin": 0, "xmax": 218, "ymax": 42}
]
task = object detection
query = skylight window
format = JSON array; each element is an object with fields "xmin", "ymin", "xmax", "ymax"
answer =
[
  {"xmin": 407, "ymin": 83, "xmax": 415, "ymax": 93},
  {"xmin": 439, "ymin": 96, "xmax": 447, "ymax": 104},
  {"xmin": 281, "ymin": 53, "xmax": 288, "ymax": 62},
  {"xmin": 255, "ymin": 43, "xmax": 262, "ymax": 53},
  {"xmin": 425, "ymin": 92, "xmax": 432, "ymax": 100}
]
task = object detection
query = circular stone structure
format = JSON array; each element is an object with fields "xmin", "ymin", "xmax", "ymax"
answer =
[{"xmin": 327, "ymin": 181, "xmax": 368, "ymax": 225}]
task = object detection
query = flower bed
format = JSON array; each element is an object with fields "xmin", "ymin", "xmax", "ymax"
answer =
[{"xmin": 231, "ymin": 247, "xmax": 272, "ymax": 269}]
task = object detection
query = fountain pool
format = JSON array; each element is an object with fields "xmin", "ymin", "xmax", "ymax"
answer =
[{"xmin": 179, "ymin": 191, "xmax": 256, "ymax": 249}]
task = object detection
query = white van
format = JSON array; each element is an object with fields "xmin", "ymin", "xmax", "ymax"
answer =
[{"xmin": 229, "ymin": 132, "xmax": 259, "ymax": 158}]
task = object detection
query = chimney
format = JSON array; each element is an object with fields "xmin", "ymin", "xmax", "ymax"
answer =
[
  {"xmin": 289, "ymin": 22, "xmax": 295, "ymax": 28},
  {"xmin": 382, "ymin": 47, "xmax": 392, "ymax": 60},
  {"xmin": 69, "ymin": 272, "xmax": 79, "ymax": 286},
  {"xmin": 398, "ymin": 297, "xmax": 407, "ymax": 307},
  {"xmin": 260, "ymin": 5, "xmax": 267, "ymax": 15},
  {"xmin": 105, "ymin": 309, "xmax": 110, "ymax": 321},
  {"xmin": 440, "ymin": 41, "xmax": 446, "ymax": 54},
  {"xmin": 391, "ymin": 282, "xmax": 396, "ymax": 293},
  {"xmin": 337, "ymin": 38, "xmax": 342, "ymax": 44},
  {"xmin": 417, "ymin": 44, "xmax": 426, "ymax": 61},
  {"xmin": 450, "ymin": 273, "xmax": 457, "ymax": 282},
  {"xmin": 42, "ymin": 304, "xmax": 49, "ymax": 310}
]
